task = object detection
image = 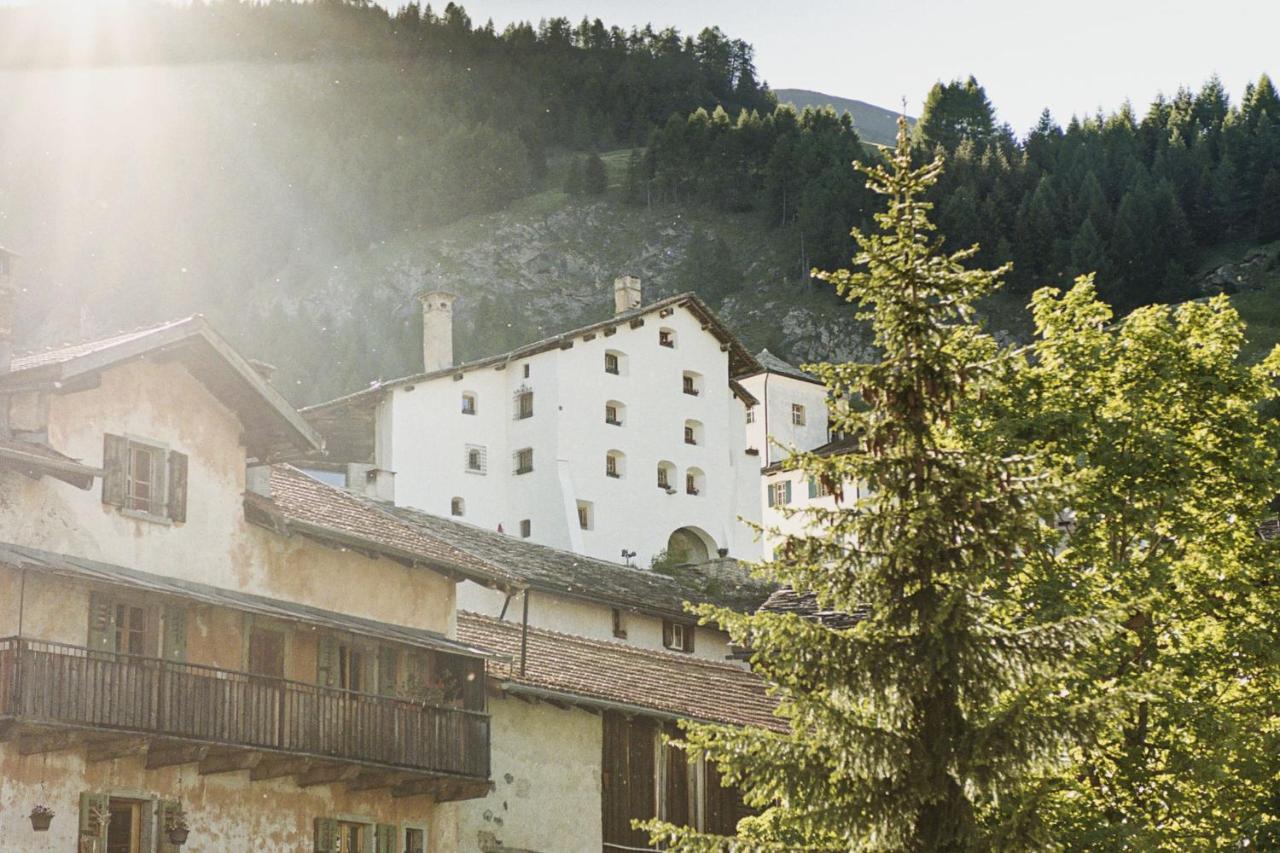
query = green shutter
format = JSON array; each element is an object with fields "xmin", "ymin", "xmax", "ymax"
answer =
[
  {"xmin": 314, "ymin": 817, "xmax": 339, "ymax": 853},
  {"xmin": 79, "ymin": 793, "xmax": 110, "ymax": 848},
  {"xmin": 156, "ymin": 800, "xmax": 182, "ymax": 853},
  {"xmin": 808, "ymin": 476, "xmax": 818, "ymax": 499},
  {"xmin": 102, "ymin": 434, "xmax": 128, "ymax": 507},
  {"xmin": 375, "ymin": 824, "xmax": 397, "ymax": 853},
  {"xmin": 378, "ymin": 646, "xmax": 399, "ymax": 697},
  {"xmin": 316, "ymin": 635, "xmax": 338, "ymax": 687},
  {"xmin": 162, "ymin": 606, "xmax": 187, "ymax": 662},
  {"xmin": 87, "ymin": 592, "xmax": 117, "ymax": 653},
  {"xmin": 766, "ymin": 484, "xmax": 775, "ymax": 507},
  {"xmin": 167, "ymin": 450, "xmax": 188, "ymax": 523},
  {"xmin": 783, "ymin": 480, "xmax": 792, "ymax": 504}
]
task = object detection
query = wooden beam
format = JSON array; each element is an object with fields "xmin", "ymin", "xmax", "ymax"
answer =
[
  {"xmin": 85, "ymin": 736, "xmax": 148, "ymax": 763},
  {"xmin": 145, "ymin": 743, "xmax": 208, "ymax": 770},
  {"xmin": 390, "ymin": 778, "xmax": 444, "ymax": 799},
  {"xmin": 18, "ymin": 730, "xmax": 84, "ymax": 756},
  {"xmin": 436, "ymin": 780, "xmax": 494, "ymax": 803},
  {"xmin": 198, "ymin": 749, "xmax": 263, "ymax": 776},
  {"xmin": 250, "ymin": 756, "xmax": 312, "ymax": 782},
  {"xmin": 345, "ymin": 771, "xmax": 413, "ymax": 793},
  {"xmin": 296, "ymin": 764, "xmax": 361, "ymax": 788}
]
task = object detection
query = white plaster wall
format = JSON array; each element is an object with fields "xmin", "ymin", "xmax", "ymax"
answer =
[
  {"xmin": 740, "ymin": 372, "xmax": 830, "ymax": 466},
  {"xmin": 385, "ymin": 304, "xmax": 762, "ymax": 568},
  {"xmin": 760, "ymin": 468, "xmax": 863, "ymax": 560},
  {"xmin": 453, "ymin": 697, "xmax": 602, "ymax": 853}
]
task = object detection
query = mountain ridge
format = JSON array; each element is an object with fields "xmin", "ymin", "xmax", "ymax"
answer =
[{"xmin": 774, "ymin": 87, "xmax": 912, "ymax": 146}]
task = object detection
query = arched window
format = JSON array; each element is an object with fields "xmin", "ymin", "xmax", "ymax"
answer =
[
  {"xmin": 606, "ymin": 450, "xmax": 626, "ymax": 479},
  {"xmin": 461, "ymin": 392, "xmax": 477, "ymax": 415},
  {"xmin": 604, "ymin": 349, "xmax": 627, "ymax": 376},
  {"xmin": 450, "ymin": 497, "xmax": 465, "ymax": 517},
  {"xmin": 686, "ymin": 467, "xmax": 705, "ymax": 496},
  {"xmin": 658, "ymin": 327, "xmax": 677, "ymax": 348},
  {"xmin": 657, "ymin": 461, "xmax": 676, "ymax": 491},
  {"xmin": 605, "ymin": 400, "xmax": 626, "ymax": 426},
  {"xmin": 683, "ymin": 419, "xmax": 703, "ymax": 446}
]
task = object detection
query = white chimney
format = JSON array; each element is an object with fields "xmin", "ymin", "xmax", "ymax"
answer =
[
  {"xmin": 418, "ymin": 290, "xmax": 457, "ymax": 373},
  {"xmin": 613, "ymin": 275, "xmax": 642, "ymax": 315}
]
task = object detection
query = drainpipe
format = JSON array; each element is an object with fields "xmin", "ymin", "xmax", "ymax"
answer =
[{"xmin": 762, "ymin": 371, "xmax": 772, "ymax": 466}]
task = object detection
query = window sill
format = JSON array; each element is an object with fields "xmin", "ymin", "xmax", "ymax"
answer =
[
  {"xmin": 465, "ymin": 468, "xmax": 487, "ymax": 476},
  {"xmin": 120, "ymin": 509, "xmax": 173, "ymax": 527}
]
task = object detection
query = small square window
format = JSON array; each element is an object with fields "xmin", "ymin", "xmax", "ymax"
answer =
[
  {"xmin": 663, "ymin": 619, "xmax": 695, "ymax": 652},
  {"xmin": 612, "ymin": 608, "xmax": 627, "ymax": 639},
  {"xmin": 450, "ymin": 497, "xmax": 465, "ymax": 516},
  {"xmin": 516, "ymin": 391, "xmax": 534, "ymax": 420},
  {"xmin": 465, "ymin": 445, "xmax": 487, "ymax": 474},
  {"xmin": 605, "ymin": 353, "xmax": 620, "ymax": 375},
  {"xmin": 605, "ymin": 405, "xmax": 620, "ymax": 425},
  {"xmin": 791, "ymin": 403, "xmax": 806, "ymax": 426},
  {"xmin": 461, "ymin": 393, "xmax": 477, "ymax": 415},
  {"xmin": 515, "ymin": 447, "xmax": 534, "ymax": 475},
  {"xmin": 746, "ymin": 408, "xmax": 756, "ymax": 424},
  {"xmin": 577, "ymin": 501, "xmax": 593, "ymax": 530},
  {"xmin": 659, "ymin": 329, "xmax": 675, "ymax": 348},
  {"xmin": 519, "ymin": 519, "xmax": 532, "ymax": 538},
  {"xmin": 523, "ymin": 364, "xmax": 530, "ymax": 378}
]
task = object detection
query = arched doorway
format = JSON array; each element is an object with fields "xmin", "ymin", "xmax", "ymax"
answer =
[{"xmin": 666, "ymin": 526, "xmax": 715, "ymax": 565}]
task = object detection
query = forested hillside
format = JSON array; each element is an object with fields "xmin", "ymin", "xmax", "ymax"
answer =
[{"xmin": 2, "ymin": 2, "xmax": 1279, "ymax": 406}]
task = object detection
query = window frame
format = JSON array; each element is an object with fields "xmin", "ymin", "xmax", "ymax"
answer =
[
  {"xmin": 461, "ymin": 392, "xmax": 477, "ymax": 415},
  {"xmin": 464, "ymin": 444, "xmax": 487, "ymax": 475},
  {"xmin": 791, "ymin": 403, "xmax": 806, "ymax": 426},
  {"xmin": 519, "ymin": 519, "xmax": 532, "ymax": 538},
  {"xmin": 514, "ymin": 447, "xmax": 534, "ymax": 475},
  {"xmin": 121, "ymin": 435, "xmax": 170, "ymax": 523},
  {"xmin": 450, "ymin": 497, "xmax": 465, "ymax": 517}
]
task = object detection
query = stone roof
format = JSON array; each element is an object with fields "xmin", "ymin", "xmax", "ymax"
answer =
[
  {"xmin": 381, "ymin": 501, "xmax": 775, "ymax": 620},
  {"xmin": 761, "ymin": 434, "xmax": 862, "ymax": 474},
  {"xmin": 758, "ymin": 587, "xmax": 867, "ymax": 629},
  {"xmin": 457, "ymin": 612, "xmax": 783, "ymax": 731},
  {"xmin": 749, "ymin": 348, "xmax": 823, "ymax": 385}
]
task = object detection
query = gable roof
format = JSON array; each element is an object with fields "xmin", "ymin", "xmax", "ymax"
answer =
[
  {"xmin": 0, "ymin": 541, "xmax": 493, "ymax": 659},
  {"xmin": 748, "ymin": 348, "xmax": 823, "ymax": 385},
  {"xmin": 380, "ymin": 500, "xmax": 775, "ymax": 619},
  {"xmin": 302, "ymin": 292, "xmax": 761, "ymax": 423},
  {"xmin": 457, "ymin": 611, "xmax": 783, "ymax": 731},
  {"xmin": 3, "ymin": 316, "xmax": 321, "ymax": 460}
]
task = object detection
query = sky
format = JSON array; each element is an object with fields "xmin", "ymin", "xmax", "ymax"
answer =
[{"xmin": 386, "ymin": 0, "xmax": 1280, "ymax": 133}]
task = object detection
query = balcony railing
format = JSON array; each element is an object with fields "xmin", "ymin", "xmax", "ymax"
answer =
[{"xmin": 0, "ymin": 637, "xmax": 489, "ymax": 780}]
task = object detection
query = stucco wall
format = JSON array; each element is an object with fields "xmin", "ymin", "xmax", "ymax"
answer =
[
  {"xmin": 0, "ymin": 744, "xmax": 445, "ymax": 852},
  {"xmin": 740, "ymin": 371, "xmax": 830, "ymax": 466},
  {"xmin": 453, "ymin": 696, "xmax": 602, "ymax": 853},
  {"xmin": 760, "ymin": 468, "xmax": 863, "ymax": 560}
]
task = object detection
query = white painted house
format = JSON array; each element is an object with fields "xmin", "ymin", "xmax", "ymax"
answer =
[
  {"xmin": 739, "ymin": 349, "xmax": 830, "ymax": 467},
  {"xmin": 759, "ymin": 436, "xmax": 864, "ymax": 560},
  {"xmin": 305, "ymin": 278, "xmax": 764, "ymax": 570}
]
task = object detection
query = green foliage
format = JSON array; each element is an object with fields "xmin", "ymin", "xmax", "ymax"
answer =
[
  {"xmin": 915, "ymin": 75, "xmax": 998, "ymax": 153},
  {"xmin": 583, "ymin": 153, "xmax": 609, "ymax": 195},
  {"xmin": 646, "ymin": 122, "xmax": 1109, "ymax": 851}
]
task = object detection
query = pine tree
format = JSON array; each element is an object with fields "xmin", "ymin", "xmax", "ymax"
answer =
[
  {"xmin": 645, "ymin": 120, "xmax": 1108, "ymax": 852},
  {"xmin": 1256, "ymin": 168, "xmax": 1280, "ymax": 242}
]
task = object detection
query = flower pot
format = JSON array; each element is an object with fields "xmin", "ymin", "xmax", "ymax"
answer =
[
  {"xmin": 167, "ymin": 827, "xmax": 190, "ymax": 845},
  {"xmin": 29, "ymin": 812, "xmax": 53, "ymax": 832}
]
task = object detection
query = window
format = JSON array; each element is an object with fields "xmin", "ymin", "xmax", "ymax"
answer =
[
  {"xmin": 606, "ymin": 450, "xmax": 625, "ymax": 479},
  {"xmin": 405, "ymin": 828, "xmax": 426, "ymax": 853},
  {"xmin": 522, "ymin": 363, "xmax": 530, "ymax": 378},
  {"xmin": 791, "ymin": 403, "xmax": 806, "ymax": 426},
  {"xmin": 577, "ymin": 500, "xmax": 593, "ymax": 530},
  {"xmin": 102, "ymin": 434, "xmax": 187, "ymax": 523},
  {"xmin": 745, "ymin": 408, "xmax": 756, "ymax": 424},
  {"xmin": 767, "ymin": 480, "xmax": 792, "ymax": 507},
  {"xmin": 461, "ymin": 392, "xmax": 477, "ymax": 415},
  {"xmin": 317, "ymin": 636, "xmax": 371, "ymax": 693},
  {"xmin": 657, "ymin": 461, "xmax": 675, "ymax": 491},
  {"xmin": 686, "ymin": 467, "xmax": 705, "ymax": 496},
  {"xmin": 515, "ymin": 390, "xmax": 534, "ymax": 420},
  {"xmin": 450, "ymin": 497, "xmax": 465, "ymax": 516},
  {"xmin": 663, "ymin": 620, "xmax": 695, "ymax": 653},
  {"xmin": 114, "ymin": 603, "xmax": 147, "ymax": 656},
  {"xmin": 315, "ymin": 818, "xmax": 399, "ymax": 853},
  {"xmin": 809, "ymin": 476, "xmax": 833, "ymax": 499},
  {"xmin": 684, "ymin": 419, "xmax": 703, "ymax": 446},
  {"xmin": 604, "ymin": 351, "xmax": 622, "ymax": 375},
  {"xmin": 87, "ymin": 591, "xmax": 184, "ymax": 659},
  {"xmin": 465, "ymin": 444, "xmax": 487, "ymax": 474},
  {"xmin": 514, "ymin": 447, "xmax": 534, "ymax": 475},
  {"xmin": 659, "ymin": 328, "xmax": 676, "ymax": 348},
  {"xmin": 605, "ymin": 400, "xmax": 625, "ymax": 426},
  {"xmin": 682, "ymin": 371, "xmax": 701, "ymax": 396},
  {"xmin": 520, "ymin": 519, "xmax": 532, "ymax": 538},
  {"xmin": 612, "ymin": 608, "xmax": 628, "ymax": 639}
]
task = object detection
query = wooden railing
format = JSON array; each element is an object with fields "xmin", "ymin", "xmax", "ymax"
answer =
[{"xmin": 0, "ymin": 637, "xmax": 489, "ymax": 779}]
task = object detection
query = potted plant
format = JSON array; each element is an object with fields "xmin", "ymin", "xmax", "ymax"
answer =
[
  {"xmin": 165, "ymin": 808, "xmax": 190, "ymax": 846},
  {"xmin": 28, "ymin": 804, "xmax": 54, "ymax": 832}
]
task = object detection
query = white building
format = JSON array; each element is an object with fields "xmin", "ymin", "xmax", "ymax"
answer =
[
  {"xmin": 759, "ymin": 436, "xmax": 863, "ymax": 559},
  {"xmin": 306, "ymin": 277, "xmax": 764, "ymax": 569},
  {"xmin": 739, "ymin": 349, "xmax": 830, "ymax": 466}
]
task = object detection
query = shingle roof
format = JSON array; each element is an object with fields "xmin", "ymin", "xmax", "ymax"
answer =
[
  {"xmin": 0, "ymin": 541, "xmax": 494, "ymax": 659},
  {"xmin": 749, "ymin": 349, "xmax": 823, "ymax": 385},
  {"xmin": 457, "ymin": 612, "xmax": 783, "ymax": 731},
  {"xmin": 758, "ymin": 587, "xmax": 867, "ymax": 629},
  {"xmin": 9, "ymin": 318, "xmax": 196, "ymax": 372},
  {"xmin": 246, "ymin": 465, "xmax": 519, "ymax": 588},
  {"xmin": 380, "ymin": 501, "xmax": 775, "ymax": 619}
]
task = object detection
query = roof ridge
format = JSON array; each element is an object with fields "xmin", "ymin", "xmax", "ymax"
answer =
[
  {"xmin": 458, "ymin": 610, "xmax": 753, "ymax": 675},
  {"xmin": 13, "ymin": 315, "xmax": 201, "ymax": 359}
]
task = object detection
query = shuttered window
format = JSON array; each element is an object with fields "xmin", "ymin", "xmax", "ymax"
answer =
[
  {"xmin": 102, "ymin": 434, "xmax": 188, "ymax": 523},
  {"xmin": 79, "ymin": 793, "xmax": 111, "ymax": 850},
  {"xmin": 88, "ymin": 591, "xmax": 168, "ymax": 658},
  {"xmin": 662, "ymin": 620, "xmax": 695, "ymax": 653},
  {"xmin": 767, "ymin": 480, "xmax": 792, "ymax": 507}
]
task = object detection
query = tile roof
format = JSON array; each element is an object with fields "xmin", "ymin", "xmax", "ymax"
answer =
[
  {"xmin": 8, "ymin": 317, "xmax": 198, "ymax": 372},
  {"xmin": 457, "ymin": 612, "xmax": 783, "ymax": 731},
  {"xmin": 0, "ymin": 541, "xmax": 494, "ymax": 659},
  {"xmin": 380, "ymin": 501, "xmax": 775, "ymax": 619},
  {"xmin": 749, "ymin": 348, "xmax": 823, "ymax": 385},
  {"xmin": 758, "ymin": 587, "xmax": 867, "ymax": 629},
  {"xmin": 246, "ymin": 465, "xmax": 519, "ymax": 588}
]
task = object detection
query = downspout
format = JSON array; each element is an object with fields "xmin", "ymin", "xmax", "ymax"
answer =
[
  {"xmin": 762, "ymin": 371, "xmax": 771, "ymax": 466},
  {"xmin": 519, "ymin": 589, "xmax": 531, "ymax": 677},
  {"xmin": 498, "ymin": 590, "xmax": 514, "ymax": 621},
  {"xmin": 16, "ymin": 568, "xmax": 26, "ymax": 636}
]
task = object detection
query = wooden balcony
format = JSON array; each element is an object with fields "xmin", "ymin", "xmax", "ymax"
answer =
[{"xmin": 0, "ymin": 638, "xmax": 491, "ymax": 800}]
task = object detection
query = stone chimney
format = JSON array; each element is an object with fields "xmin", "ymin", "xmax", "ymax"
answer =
[
  {"xmin": 613, "ymin": 275, "xmax": 642, "ymax": 315},
  {"xmin": 418, "ymin": 290, "xmax": 457, "ymax": 373},
  {"xmin": 0, "ymin": 248, "xmax": 17, "ymax": 376}
]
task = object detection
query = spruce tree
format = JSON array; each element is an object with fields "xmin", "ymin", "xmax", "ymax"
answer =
[{"xmin": 646, "ymin": 119, "xmax": 1107, "ymax": 851}]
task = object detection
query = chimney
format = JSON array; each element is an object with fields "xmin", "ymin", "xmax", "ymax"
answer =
[
  {"xmin": 613, "ymin": 275, "xmax": 642, "ymax": 315},
  {"xmin": 346, "ymin": 463, "xmax": 395, "ymax": 503},
  {"xmin": 0, "ymin": 248, "xmax": 17, "ymax": 375},
  {"xmin": 418, "ymin": 290, "xmax": 457, "ymax": 373}
]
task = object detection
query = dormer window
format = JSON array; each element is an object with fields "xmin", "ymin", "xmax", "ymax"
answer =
[
  {"xmin": 461, "ymin": 392, "xmax": 477, "ymax": 415},
  {"xmin": 102, "ymin": 434, "xmax": 187, "ymax": 524}
]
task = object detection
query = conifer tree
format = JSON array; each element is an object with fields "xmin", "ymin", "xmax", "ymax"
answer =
[{"xmin": 645, "ymin": 120, "xmax": 1108, "ymax": 852}]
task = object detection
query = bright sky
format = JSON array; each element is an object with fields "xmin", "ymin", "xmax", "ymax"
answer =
[{"xmin": 389, "ymin": 0, "xmax": 1280, "ymax": 133}]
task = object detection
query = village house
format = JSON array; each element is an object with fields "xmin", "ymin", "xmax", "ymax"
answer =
[
  {"xmin": 738, "ymin": 350, "xmax": 830, "ymax": 467},
  {"xmin": 303, "ymin": 278, "xmax": 764, "ymax": 569},
  {"xmin": 0, "ymin": 260, "xmax": 513, "ymax": 851}
]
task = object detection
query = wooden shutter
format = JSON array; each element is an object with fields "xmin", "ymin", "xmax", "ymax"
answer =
[
  {"xmin": 767, "ymin": 483, "xmax": 775, "ymax": 507},
  {"xmin": 162, "ymin": 605, "xmax": 187, "ymax": 662},
  {"xmin": 87, "ymin": 591, "xmax": 117, "ymax": 653},
  {"xmin": 316, "ymin": 635, "xmax": 338, "ymax": 687},
  {"xmin": 378, "ymin": 646, "xmax": 399, "ymax": 697},
  {"xmin": 783, "ymin": 480, "xmax": 792, "ymax": 504},
  {"xmin": 662, "ymin": 620, "xmax": 674, "ymax": 648},
  {"xmin": 683, "ymin": 625, "xmax": 695, "ymax": 653},
  {"xmin": 102, "ymin": 434, "xmax": 129, "ymax": 507},
  {"xmin": 374, "ymin": 824, "xmax": 396, "ymax": 853},
  {"xmin": 808, "ymin": 476, "xmax": 818, "ymax": 499},
  {"xmin": 167, "ymin": 450, "xmax": 188, "ymax": 523},
  {"xmin": 79, "ymin": 792, "xmax": 110, "ymax": 849},
  {"xmin": 314, "ymin": 817, "xmax": 339, "ymax": 853},
  {"xmin": 156, "ymin": 800, "xmax": 182, "ymax": 853}
]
